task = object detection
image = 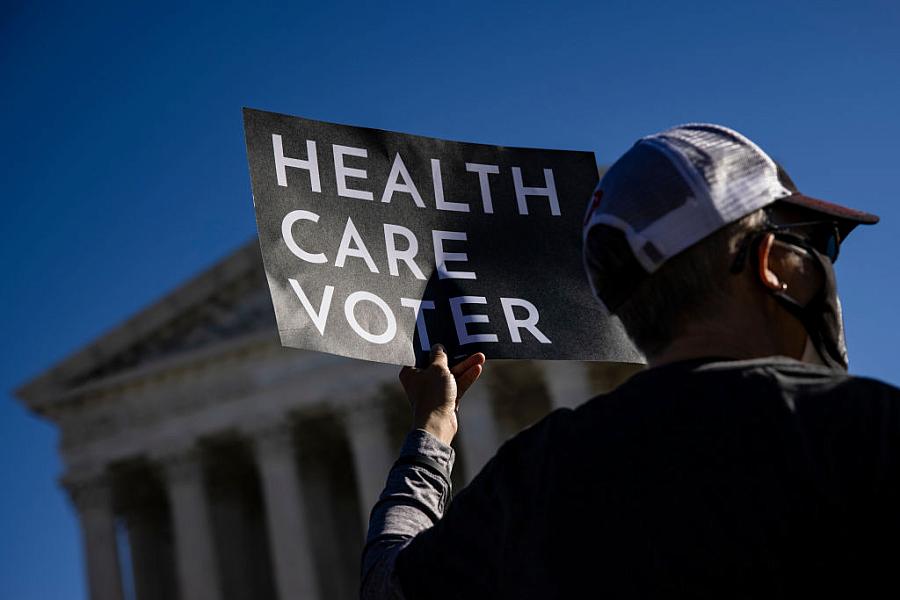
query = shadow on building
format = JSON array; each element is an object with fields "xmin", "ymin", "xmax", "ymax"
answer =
[{"xmin": 15, "ymin": 241, "xmax": 642, "ymax": 600}]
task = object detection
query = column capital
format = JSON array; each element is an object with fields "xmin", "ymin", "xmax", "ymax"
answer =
[
  {"xmin": 154, "ymin": 443, "xmax": 205, "ymax": 485},
  {"xmin": 245, "ymin": 416, "xmax": 296, "ymax": 460},
  {"xmin": 62, "ymin": 470, "xmax": 114, "ymax": 512}
]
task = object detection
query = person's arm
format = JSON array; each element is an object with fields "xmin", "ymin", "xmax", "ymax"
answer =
[
  {"xmin": 360, "ymin": 346, "xmax": 485, "ymax": 599},
  {"xmin": 360, "ymin": 428, "xmax": 456, "ymax": 599}
]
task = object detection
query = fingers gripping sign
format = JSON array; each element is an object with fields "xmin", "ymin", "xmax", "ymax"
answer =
[{"xmin": 399, "ymin": 345, "xmax": 486, "ymax": 446}]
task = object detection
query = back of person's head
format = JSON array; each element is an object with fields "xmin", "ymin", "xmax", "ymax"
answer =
[
  {"xmin": 585, "ymin": 212, "xmax": 763, "ymax": 357},
  {"xmin": 582, "ymin": 123, "xmax": 878, "ymax": 367}
]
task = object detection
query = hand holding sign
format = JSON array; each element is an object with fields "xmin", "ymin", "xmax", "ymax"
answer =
[
  {"xmin": 399, "ymin": 346, "xmax": 486, "ymax": 445},
  {"xmin": 243, "ymin": 108, "xmax": 642, "ymax": 366}
]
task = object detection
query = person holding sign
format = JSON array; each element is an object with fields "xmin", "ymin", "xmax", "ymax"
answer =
[{"xmin": 361, "ymin": 123, "xmax": 900, "ymax": 598}]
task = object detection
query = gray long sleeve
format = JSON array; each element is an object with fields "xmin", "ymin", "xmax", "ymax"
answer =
[{"xmin": 360, "ymin": 428, "xmax": 456, "ymax": 599}]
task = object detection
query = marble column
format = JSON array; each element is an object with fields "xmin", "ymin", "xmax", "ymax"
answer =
[
  {"xmin": 251, "ymin": 421, "xmax": 321, "ymax": 600},
  {"xmin": 125, "ymin": 508, "xmax": 174, "ymax": 600},
  {"xmin": 66, "ymin": 473, "xmax": 124, "ymax": 600},
  {"xmin": 457, "ymin": 383, "xmax": 503, "ymax": 483},
  {"xmin": 342, "ymin": 403, "xmax": 395, "ymax": 531},
  {"xmin": 160, "ymin": 447, "xmax": 223, "ymax": 600},
  {"xmin": 542, "ymin": 361, "xmax": 594, "ymax": 410}
]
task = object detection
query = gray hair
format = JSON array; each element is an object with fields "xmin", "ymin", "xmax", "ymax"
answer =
[{"xmin": 586, "ymin": 209, "xmax": 766, "ymax": 357}]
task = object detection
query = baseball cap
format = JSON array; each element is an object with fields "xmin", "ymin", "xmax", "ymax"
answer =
[{"xmin": 582, "ymin": 123, "xmax": 879, "ymax": 312}]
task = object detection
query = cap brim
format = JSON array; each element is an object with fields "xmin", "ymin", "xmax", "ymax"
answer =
[{"xmin": 778, "ymin": 192, "xmax": 879, "ymax": 238}]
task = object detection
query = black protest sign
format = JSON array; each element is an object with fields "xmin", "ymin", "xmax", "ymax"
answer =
[{"xmin": 243, "ymin": 108, "xmax": 641, "ymax": 367}]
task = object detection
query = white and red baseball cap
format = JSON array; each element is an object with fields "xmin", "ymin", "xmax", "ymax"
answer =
[{"xmin": 582, "ymin": 123, "xmax": 879, "ymax": 312}]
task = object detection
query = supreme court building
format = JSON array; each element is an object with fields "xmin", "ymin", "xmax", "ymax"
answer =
[{"xmin": 16, "ymin": 241, "xmax": 642, "ymax": 600}]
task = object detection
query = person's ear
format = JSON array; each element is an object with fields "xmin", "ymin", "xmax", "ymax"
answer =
[{"xmin": 757, "ymin": 232, "xmax": 787, "ymax": 292}]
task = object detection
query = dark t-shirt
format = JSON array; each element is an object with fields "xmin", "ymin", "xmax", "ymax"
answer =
[{"xmin": 396, "ymin": 357, "xmax": 900, "ymax": 598}]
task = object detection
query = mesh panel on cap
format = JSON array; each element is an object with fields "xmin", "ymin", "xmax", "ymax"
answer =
[
  {"xmin": 597, "ymin": 142, "xmax": 696, "ymax": 233},
  {"xmin": 649, "ymin": 124, "xmax": 785, "ymax": 223}
]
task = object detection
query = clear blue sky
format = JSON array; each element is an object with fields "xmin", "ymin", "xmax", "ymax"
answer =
[{"xmin": 2, "ymin": 1, "xmax": 898, "ymax": 597}]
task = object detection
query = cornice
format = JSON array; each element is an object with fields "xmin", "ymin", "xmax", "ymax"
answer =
[{"xmin": 15, "ymin": 240, "xmax": 262, "ymax": 410}]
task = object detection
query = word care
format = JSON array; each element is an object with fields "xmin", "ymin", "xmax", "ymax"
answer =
[{"xmin": 243, "ymin": 108, "xmax": 641, "ymax": 367}]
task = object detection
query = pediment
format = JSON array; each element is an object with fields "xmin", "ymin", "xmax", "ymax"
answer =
[
  {"xmin": 75, "ymin": 265, "xmax": 275, "ymax": 385},
  {"xmin": 17, "ymin": 241, "xmax": 277, "ymax": 409}
]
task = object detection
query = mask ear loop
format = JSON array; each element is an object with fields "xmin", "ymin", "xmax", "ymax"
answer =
[
  {"xmin": 757, "ymin": 232, "xmax": 811, "ymax": 313},
  {"xmin": 757, "ymin": 233, "xmax": 843, "ymax": 369},
  {"xmin": 733, "ymin": 225, "xmax": 848, "ymax": 370}
]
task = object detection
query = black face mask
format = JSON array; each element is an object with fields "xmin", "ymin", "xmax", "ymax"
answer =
[
  {"xmin": 768, "ymin": 245, "xmax": 848, "ymax": 371},
  {"xmin": 732, "ymin": 229, "xmax": 849, "ymax": 372}
]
